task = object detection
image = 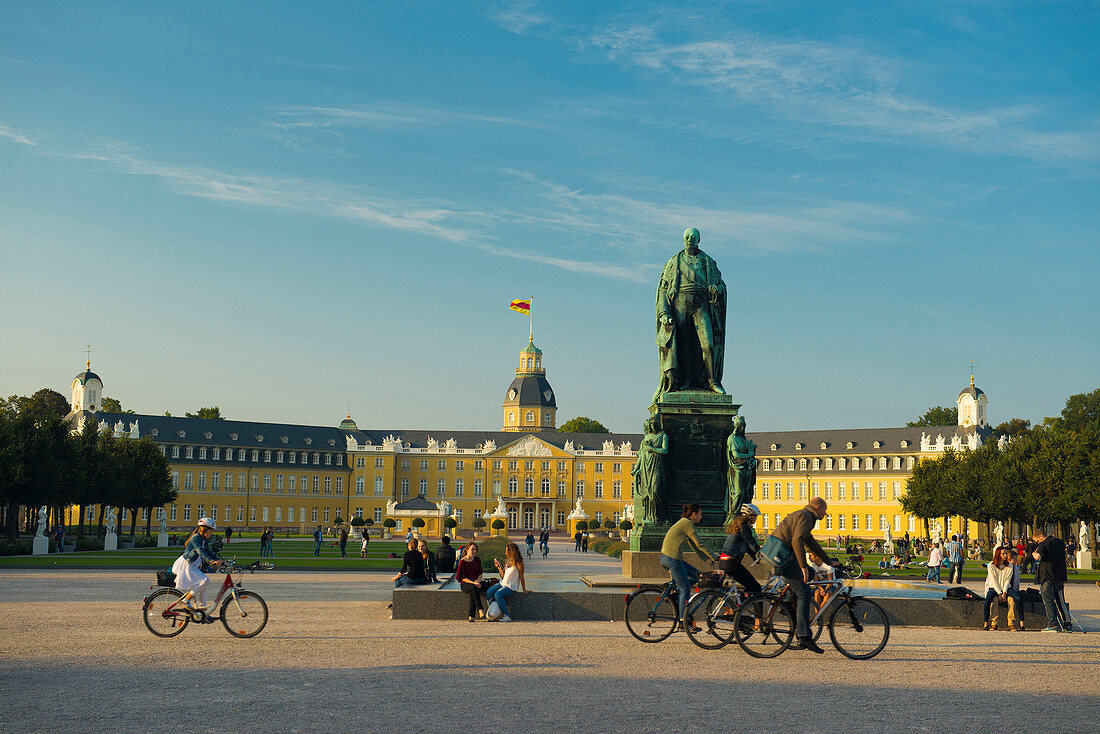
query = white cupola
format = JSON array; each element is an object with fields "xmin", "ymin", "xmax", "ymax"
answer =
[
  {"xmin": 71, "ymin": 360, "xmax": 103, "ymax": 413},
  {"xmin": 956, "ymin": 374, "xmax": 987, "ymax": 428}
]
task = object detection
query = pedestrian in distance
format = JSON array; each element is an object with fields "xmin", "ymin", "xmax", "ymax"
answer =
[
  {"xmin": 339, "ymin": 525, "xmax": 349, "ymax": 558},
  {"xmin": 926, "ymin": 542, "xmax": 944, "ymax": 583},
  {"xmin": 360, "ymin": 531, "xmax": 370, "ymax": 558},
  {"xmin": 574, "ymin": 530, "xmax": 582, "ymax": 552},
  {"xmin": 944, "ymin": 534, "xmax": 965, "ymax": 584},
  {"xmin": 313, "ymin": 525, "xmax": 323, "ymax": 556}
]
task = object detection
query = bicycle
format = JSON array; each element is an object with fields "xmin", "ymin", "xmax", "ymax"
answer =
[
  {"xmin": 624, "ymin": 572, "xmax": 730, "ymax": 646},
  {"xmin": 840, "ymin": 555, "xmax": 864, "ymax": 578},
  {"xmin": 733, "ymin": 570, "xmax": 890, "ymax": 660},
  {"xmin": 143, "ymin": 559, "xmax": 274, "ymax": 639}
]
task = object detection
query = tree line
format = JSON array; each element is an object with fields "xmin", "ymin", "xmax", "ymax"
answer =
[
  {"xmin": 902, "ymin": 389, "xmax": 1100, "ymax": 544},
  {"xmin": 0, "ymin": 389, "xmax": 176, "ymax": 539}
]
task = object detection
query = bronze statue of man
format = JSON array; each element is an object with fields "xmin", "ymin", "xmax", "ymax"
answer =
[
  {"xmin": 724, "ymin": 415, "xmax": 756, "ymax": 524},
  {"xmin": 651, "ymin": 227, "xmax": 726, "ymax": 408},
  {"xmin": 631, "ymin": 415, "xmax": 669, "ymax": 523}
]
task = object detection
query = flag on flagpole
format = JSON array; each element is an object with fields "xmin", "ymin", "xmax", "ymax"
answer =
[{"xmin": 509, "ymin": 298, "xmax": 532, "ymax": 315}]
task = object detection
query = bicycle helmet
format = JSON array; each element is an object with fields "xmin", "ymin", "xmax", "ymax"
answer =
[
  {"xmin": 197, "ymin": 517, "xmax": 217, "ymax": 530},
  {"xmin": 740, "ymin": 503, "xmax": 761, "ymax": 517}
]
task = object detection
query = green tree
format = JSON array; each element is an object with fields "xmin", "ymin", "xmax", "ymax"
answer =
[
  {"xmin": 558, "ymin": 417, "xmax": 610, "ymax": 434},
  {"xmin": 906, "ymin": 406, "xmax": 958, "ymax": 427},
  {"xmin": 185, "ymin": 406, "xmax": 224, "ymax": 420},
  {"xmin": 1060, "ymin": 388, "xmax": 1100, "ymax": 432},
  {"xmin": 100, "ymin": 397, "xmax": 135, "ymax": 415},
  {"xmin": 993, "ymin": 418, "xmax": 1031, "ymax": 439},
  {"xmin": 19, "ymin": 388, "xmax": 72, "ymax": 419}
]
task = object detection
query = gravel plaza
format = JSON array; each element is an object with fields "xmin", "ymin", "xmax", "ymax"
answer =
[{"xmin": 2, "ymin": 553, "xmax": 1099, "ymax": 732}]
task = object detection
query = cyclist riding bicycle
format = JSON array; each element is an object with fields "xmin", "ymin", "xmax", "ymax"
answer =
[
  {"xmin": 660, "ymin": 503, "xmax": 716, "ymax": 628},
  {"xmin": 717, "ymin": 503, "xmax": 763, "ymax": 594},
  {"xmin": 525, "ymin": 532, "xmax": 535, "ymax": 558},
  {"xmin": 170, "ymin": 517, "xmax": 223, "ymax": 611}
]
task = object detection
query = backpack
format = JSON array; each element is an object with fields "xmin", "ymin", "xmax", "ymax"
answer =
[{"xmin": 945, "ymin": 586, "xmax": 981, "ymax": 601}]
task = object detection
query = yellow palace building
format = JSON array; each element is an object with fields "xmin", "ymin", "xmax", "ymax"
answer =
[{"xmin": 67, "ymin": 343, "xmax": 995, "ymax": 541}]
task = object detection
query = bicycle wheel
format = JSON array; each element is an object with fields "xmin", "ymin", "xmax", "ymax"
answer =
[
  {"xmin": 733, "ymin": 595, "xmax": 795, "ymax": 658},
  {"xmin": 143, "ymin": 588, "xmax": 189, "ymax": 638},
  {"xmin": 625, "ymin": 587, "xmax": 678, "ymax": 642},
  {"xmin": 828, "ymin": 597, "xmax": 890, "ymax": 659},
  {"xmin": 845, "ymin": 562, "xmax": 863, "ymax": 577},
  {"xmin": 685, "ymin": 589, "xmax": 739, "ymax": 650},
  {"xmin": 221, "ymin": 590, "xmax": 269, "ymax": 638}
]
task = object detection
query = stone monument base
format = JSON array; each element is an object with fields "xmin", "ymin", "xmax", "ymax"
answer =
[
  {"xmin": 32, "ymin": 537, "xmax": 50, "ymax": 555},
  {"xmin": 1077, "ymin": 550, "xmax": 1093, "ymax": 571},
  {"xmin": 157, "ymin": 532, "xmax": 169, "ymax": 548},
  {"xmin": 104, "ymin": 534, "xmax": 118, "ymax": 551}
]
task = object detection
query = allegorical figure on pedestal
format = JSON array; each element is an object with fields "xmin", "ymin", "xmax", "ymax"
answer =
[
  {"xmin": 724, "ymin": 415, "xmax": 756, "ymax": 524},
  {"xmin": 651, "ymin": 228, "xmax": 727, "ymax": 409},
  {"xmin": 632, "ymin": 415, "xmax": 669, "ymax": 523}
]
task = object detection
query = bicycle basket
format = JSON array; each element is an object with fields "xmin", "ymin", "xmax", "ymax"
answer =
[
  {"xmin": 697, "ymin": 571, "xmax": 723, "ymax": 589},
  {"xmin": 155, "ymin": 569, "xmax": 177, "ymax": 588}
]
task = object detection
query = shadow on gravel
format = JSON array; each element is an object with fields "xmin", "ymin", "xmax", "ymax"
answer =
[{"xmin": 2, "ymin": 667, "xmax": 1098, "ymax": 731}]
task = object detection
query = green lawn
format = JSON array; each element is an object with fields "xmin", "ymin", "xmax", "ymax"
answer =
[
  {"xmin": 828, "ymin": 550, "xmax": 1100, "ymax": 582},
  {"xmin": 0, "ymin": 537, "xmax": 437, "ymax": 570}
]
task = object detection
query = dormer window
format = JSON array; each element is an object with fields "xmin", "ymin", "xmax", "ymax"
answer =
[
  {"xmin": 280, "ymin": 436, "xmax": 288, "ymax": 444},
  {"xmin": 256, "ymin": 435, "xmax": 264, "ymax": 443},
  {"xmin": 795, "ymin": 443, "xmax": 803, "ymax": 450},
  {"xmin": 230, "ymin": 433, "xmax": 238, "ymax": 441},
  {"xmin": 873, "ymin": 441, "xmax": 881, "ymax": 449},
  {"xmin": 846, "ymin": 442, "xmax": 854, "ymax": 449},
  {"xmin": 770, "ymin": 443, "xmax": 778, "ymax": 450},
  {"xmin": 178, "ymin": 430, "xmax": 186, "ymax": 438},
  {"xmin": 327, "ymin": 438, "xmax": 336, "ymax": 446},
  {"xmin": 900, "ymin": 440, "xmax": 909, "ymax": 448},
  {"xmin": 304, "ymin": 438, "xmax": 312, "ymax": 446},
  {"xmin": 820, "ymin": 442, "xmax": 827, "ymax": 450},
  {"xmin": 151, "ymin": 429, "xmax": 159, "ymax": 438}
]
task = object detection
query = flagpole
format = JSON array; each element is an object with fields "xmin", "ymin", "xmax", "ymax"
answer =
[{"xmin": 529, "ymin": 296, "xmax": 533, "ymax": 341}]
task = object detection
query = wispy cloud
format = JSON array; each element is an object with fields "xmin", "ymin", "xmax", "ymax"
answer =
[
  {"xmin": 267, "ymin": 103, "xmax": 544, "ymax": 132},
  {"xmin": 485, "ymin": 0, "xmax": 549, "ymax": 34},
  {"xmin": 2, "ymin": 126, "xmax": 911, "ymax": 281},
  {"xmin": 0, "ymin": 124, "xmax": 35, "ymax": 146}
]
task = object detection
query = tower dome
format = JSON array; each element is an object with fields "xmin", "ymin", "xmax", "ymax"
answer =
[
  {"xmin": 956, "ymin": 374, "xmax": 987, "ymax": 428},
  {"xmin": 71, "ymin": 360, "xmax": 103, "ymax": 413},
  {"xmin": 502, "ymin": 336, "xmax": 557, "ymax": 432},
  {"xmin": 339, "ymin": 413, "xmax": 358, "ymax": 430}
]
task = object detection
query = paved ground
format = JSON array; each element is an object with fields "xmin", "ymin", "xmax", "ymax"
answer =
[{"xmin": 2, "ymin": 565, "xmax": 1099, "ymax": 732}]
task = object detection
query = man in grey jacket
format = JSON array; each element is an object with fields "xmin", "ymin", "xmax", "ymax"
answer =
[{"xmin": 772, "ymin": 498, "xmax": 837, "ymax": 653}]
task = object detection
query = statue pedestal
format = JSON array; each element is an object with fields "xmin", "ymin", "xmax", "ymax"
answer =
[
  {"xmin": 157, "ymin": 532, "xmax": 169, "ymax": 548},
  {"xmin": 1077, "ymin": 550, "xmax": 1093, "ymax": 571},
  {"xmin": 632, "ymin": 391, "xmax": 740, "ymax": 552},
  {"xmin": 32, "ymin": 537, "xmax": 50, "ymax": 556},
  {"xmin": 623, "ymin": 550, "xmax": 774, "ymax": 581},
  {"xmin": 104, "ymin": 534, "xmax": 118, "ymax": 551}
]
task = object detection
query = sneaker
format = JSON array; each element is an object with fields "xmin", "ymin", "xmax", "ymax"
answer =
[
  {"xmin": 499, "ymin": 615, "xmax": 512, "ymax": 622},
  {"xmin": 1040, "ymin": 626, "xmax": 1061, "ymax": 633}
]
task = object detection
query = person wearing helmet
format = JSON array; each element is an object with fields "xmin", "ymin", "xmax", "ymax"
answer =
[
  {"xmin": 717, "ymin": 503, "xmax": 763, "ymax": 594},
  {"xmin": 170, "ymin": 517, "xmax": 223, "ymax": 611}
]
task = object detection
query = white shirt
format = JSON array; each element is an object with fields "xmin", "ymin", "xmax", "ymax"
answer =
[
  {"xmin": 502, "ymin": 563, "xmax": 522, "ymax": 591},
  {"xmin": 927, "ymin": 548, "xmax": 944, "ymax": 567}
]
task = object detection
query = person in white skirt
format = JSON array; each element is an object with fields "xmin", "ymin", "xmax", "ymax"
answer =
[{"xmin": 171, "ymin": 517, "xmax": 222, "ymax": 610}]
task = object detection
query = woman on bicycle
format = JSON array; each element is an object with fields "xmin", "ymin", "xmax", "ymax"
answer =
[
  {"xmin": 660, "ymin": 503, "xmax": 716, "ymax": 628},
  {"xmin": 170, "ymin": 517, "xmax": 222, "ymax": 610},
  {"xmin": 718, "ymin": 503, "xmax": 762, "ymax": 594}
]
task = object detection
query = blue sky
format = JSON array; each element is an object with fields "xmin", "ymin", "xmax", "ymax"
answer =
[{"xmin": 1, "ymin": 1, "xmax": 1097, "ymax": 433}]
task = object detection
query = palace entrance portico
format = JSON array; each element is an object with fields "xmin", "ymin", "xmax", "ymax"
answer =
[{"xmin": 502, "ymin": 501, "xmax": 557, "ymax": 530}]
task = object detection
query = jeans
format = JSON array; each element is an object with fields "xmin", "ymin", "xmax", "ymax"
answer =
[
  {"xmin": 395, "ymin": 575, "xmax": 428, "ymax": 589},
  {"xmin": 1040, "ymin": 580, "xmax": 1065, "ymax": 629},
  {"xmin": 485, "ymin": 584, "xmax": 517, "ymax": 616},
  {"xmin": 314, "ymin": 540, "xmax": 321, "ymax": 556},
  {"xmin": 783, "ymin": 568, "xmax": 814, "ymax": 640},
  {"xmin": 983, "ymin": 588, "xmax": 1020, "ymax": 623},
  {"xmin": 949, "ymin": 560, "xmax": 964, "ymax": 584},
  {"xmin": 660, "ymin": 554, "xmax": 699, "ymax": 624},
  {"xmin": 340, "ymin": 540, "xmax": 347, "ymax": 557},
  {"xmin": 926, "ymin": 565, "xmax": 941, "ymax": 583}
]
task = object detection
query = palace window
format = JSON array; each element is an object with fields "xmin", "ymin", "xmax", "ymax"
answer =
[
  {"xmin": 456, "ymin": 460, "xmax": 464, "ymax": 472},
  {"xmin": 866, "ymin": 514, "xmax": 873, "ymax": 532},
  {"xmin": 197, "ymin": 473, "xmax": 206, "ymax": 491},
  {"xmin": 892, "ymin": 481, "xmax": 901, "ymax": 499},
  {"xmin": 786, "ymin": 459, "xmax": 795, "ymax": 471},
  {"xmin": 761, "ymin": 514, "xmax": 769, "ymax": 530},
  {"xmin": 375, "ymin": 476, "xmax": 384, "ymax": 495},
  {"xmin": 894, "ymin": 515, "xmax": 901, "ymax": 532},
  {"xmin": 474, "ymin": 478, "xmax": 483, "ymax": 497},
  {"xmin": 907, "ymin": 457, "xmax": 916, "ymax": 469},
  {"xmin": 825, "ymin": 515, "xmax": 833, "ymax": 530},
  {"xmin": 325, "ymin": 454, "xmax": 332, "ymax": 466},
  {"xmin": 825, "ymin": 458, "xmax": 833, "ymax": 470},
  {"xmin": 438, "ymin": 478, "xmax": 447, "ymax": 497},
  {"xmin": 892, "ymin": 456, "xmax": 902, "ymax": 470},
  {"xmin": 786, "ymin": 482, "xmax": 794, "ymax": 500},
  {"xmin": 851, "ymin": 514, "xmax": 859, "ymax": 531},
  {"xmin": 613, "ymin": 481, "xmax": 621, "ymax": 499},
  {"xmin": 838, "ymin": 514, "xmax": 845, "ymax": 530},
  {"xmin": 184, "ymin": 471, "xmax": 193, "ymax": 490},
  {"xmin": 541, "ymin": 478, "xmax": 551, "ymax": 497},
  {"xmin": 879, "ymin": 482, "xmax": 887, "ymax": 501},
  {"xmin": 251, "ymin": 450, "xmax": 259, "ymax": 462},
  {"xmin": 595, "ymin": 462, "xmax": 603, "ymax": 473},
  {"xmin": 289, "ymin": 452, "xmax": 296, "ymax": 464},
  {"xmin": 761, "ymin": 459, "xmax": 770, "ymax": 471},
  {"xmin": 542, "ymin": 461, "xmax": 550, "ymax": 471},
  {"xmin": 198, "ymin": 447, "xmax": 207, "ymax": 460},
  {"xmin": 557, "ymin": 461, "xmax": 566, "ymax": 471},
  {"xmin": 263, "ymin": 474, "xmax": 271, "ymax": 492},
  {"xmin": 576, "ymin": 480, "xmax": 585, "ymax": 498},
  {"xmin": 420, "ymin": 460, "xmax": 429, "ymax": 471},
  {"xmin": 419, "ymin": 478, "xmax": 427, "ymax": 494},
  {"xmin": 186, "ymin": 447, "xmax": 194, "ymax": 459},
  {"xmin": 211, "ymin": 473, "xmax": 220, "ymax": 491},
  {"xmin": 760, "ymin": 482, "xmax": 769, "ymax": 500},
  {"xmin": 374, "ymin": 508, "xmax": 383, "ymax": 523},
  {"xmin": 509, "ymin": 460, "xmax": 518, "ymax": 471},
  {"xmin": 526, "ymin": 410, "xmax": 535, "ymax": 423},
  {"xmin": 595, "ymin": 480, "xmax": 604, "ymax": 499},
  {"xmin": 401, "ymin": 479, "xmax": 409, "ymax": 497},
  {"xmin": 264, "ymin": 450, "xmax": 271, "ymax": 463},
  {"xmin": 525, "ymin": 460, "xmax": 533, "ymax": 471},
  {"xmin": 172, "ymin": 446, "xmax": 180, "ymax": 459},
  {"xmin": 799, "ymin": 482, "xmax": 808, "ymax": 500},
  {"xmin": 475, "ymin": 460, "xmax": 483, "ymax": 471},
  {"xmin": 812, "ymin": 458, "xmax": 820, "ymax": 470},
  {"xmin": 878, "ymin": 457, "xmax": 886, "ymax": 470},
  {"xmin": 212, "ymin": 448, "xmax": 220, "ymax": 460},
  {"xmin": 865, "ymin": 482, "xmax": 873, "ymax": 501},
  {"xmin": 438, "ymin": 460, "xmax": 446, "ymax": 471},
  {"xmin": 557, "ymin": 511, "xmax": 566, "ymax": 526},
  {"xmin": 824, "ymin": 482, "xmax": 832, "ymax": 500},
  {"xmin": 799, "ymin": 459, "xmax": 807, "ymax": 471},
  {"xmin": 355, "ymin": 477, "xmax": 364, "ymax": 495},
  {"xmin": 524, "ymin": 477, "xmax": 534, "ymax": 497},
  {"xmin": 455, "ymin": 478, "xmax": 464, "ymax": 497},
  {"xmin": 375, "ymin": 457, "xmax": 384, "ymax": 469},
  {"xmin": 557, "ymin": 481, "xmax": 566, "ymax": 498},
  {"xmin": 838, "ymin": 482, "xmax": 846, "ymax": 500},
  {"xmin": 508, "ymin": 477, "xmax": 518, "ymax": 496},
  {"xmin": 288, "ymin": 475, "xmax": 295, "ymax": 493}
]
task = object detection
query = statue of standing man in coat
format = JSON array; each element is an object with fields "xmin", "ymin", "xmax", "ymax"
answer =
[{"xmin": 651, "ymin": 228, "xmax": 727, "ymax": 409}]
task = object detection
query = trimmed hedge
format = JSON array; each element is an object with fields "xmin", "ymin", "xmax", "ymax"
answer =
[{"xmin": 0, "ymin": 540, "xmax": 32, "ymax": 556}]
